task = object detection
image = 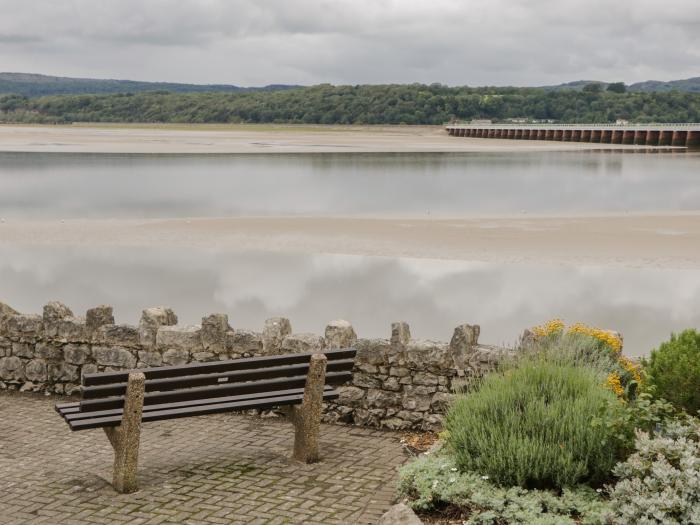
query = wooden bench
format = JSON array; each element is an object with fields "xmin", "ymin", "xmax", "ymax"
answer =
[{"xmin": 55, "ymin": 348, "xmax": 356, "ymax": 493}]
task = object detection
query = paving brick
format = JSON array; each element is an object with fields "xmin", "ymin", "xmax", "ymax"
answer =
[{"xmin": 0, "ymin": 391, "xmax": 407, "ymax": 524}]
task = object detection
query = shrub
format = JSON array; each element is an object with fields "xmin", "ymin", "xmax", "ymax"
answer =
[
  {"xmin": 605, "ymin": 420, "xmax": 700, "ymax": 524},
  {"xmin": 445, "ymin": 355, "xmax": 624, "ymax": 489},
  {"xmin": 528, "ymin": 320, "xmax": 642, "ymax": 401},
  {"xmin": 645, "ymin": 329, "xmax": 700, "ymax": 415},
  {"xmin": 397, "ymin": 454, "xmax": 609, "ymax": 524}
]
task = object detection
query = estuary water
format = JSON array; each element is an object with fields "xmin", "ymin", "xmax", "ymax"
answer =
[
  {"xmin": 1, "ymin": 150, "xmax": 699, "ymax": 355},
  {"xmin": 0, "ymin": 150, "xmax": 699, "ymax": 218}
]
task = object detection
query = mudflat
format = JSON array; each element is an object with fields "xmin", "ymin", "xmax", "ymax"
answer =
[
  {"xmin": 2, "ymin": 214, "xmax": 699, "ymax": 269},
  {"xmin": 0, "ymin": 123, "xmax": 657, "ymax": 153}
]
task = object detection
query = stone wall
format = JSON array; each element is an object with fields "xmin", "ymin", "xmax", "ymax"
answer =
[{"xmin": 0, "ymin": 301, "xmax": 507, "ymax": 430}]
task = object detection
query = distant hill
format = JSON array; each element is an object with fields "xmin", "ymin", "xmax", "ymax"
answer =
[
  {"xmin": 0, "ymin": 72, "xmax": 301, "ymax": 97},
  {"xmin": 628, "ymin": 77, "xmax": 700, "ymax": 93},
  {"xmin": 542, "ymin": 77, "xmax": 700, "ymax": 93}
]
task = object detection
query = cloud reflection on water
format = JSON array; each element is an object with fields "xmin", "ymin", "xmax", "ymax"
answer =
[{"xmin": 1, "ymin": 244, "xmax": 698, "ymax": 356}]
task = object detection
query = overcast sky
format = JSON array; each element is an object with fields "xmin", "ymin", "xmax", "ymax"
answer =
[{"xmin": 0, "ymin": 0, "xmax": 698, "ymax": 87}]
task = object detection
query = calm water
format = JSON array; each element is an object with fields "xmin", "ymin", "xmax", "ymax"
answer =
[
  {"xmin": 1, "ymin": 151, "xmax": 699, "ymax": 355},
  {"xmin": 0, "ymin": 151, "xmax": 699, "ymax": 218},
  {"xmin": 0, "ymin": 244, "xmax": 698, "ymax": 355}
]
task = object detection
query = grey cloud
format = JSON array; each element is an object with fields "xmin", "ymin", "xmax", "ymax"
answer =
[{"xmin": 0, "ymin": 0, "xmax": 698, "ymax": 85}]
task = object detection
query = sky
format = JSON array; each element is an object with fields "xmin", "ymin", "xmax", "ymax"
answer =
[{"xmin": 0, "ymin": 0, "xmax": 698, "ymax": 87}]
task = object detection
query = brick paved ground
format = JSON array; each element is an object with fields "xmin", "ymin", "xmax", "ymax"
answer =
[{"xmin": 0, "ymin": 391, "xmax": 409, "ymax": 525}]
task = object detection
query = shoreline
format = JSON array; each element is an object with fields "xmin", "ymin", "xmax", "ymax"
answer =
[
  {"xmin": 0, "ymin": 123, "xmax": 676, "ymax": 154},
  {"xmin": 2, "ymin": 214, "xmax": 699, "ymax": 269}
]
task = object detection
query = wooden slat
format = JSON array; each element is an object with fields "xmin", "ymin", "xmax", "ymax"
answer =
[
  {"xmin": 82, "ymin": 348, "xmax": 356, "ymax": 387},
  {"xmin": 81, "ymin": 358, "xmax": 355, "ymax": 399},
  {"xmin": 62, "ymin": 386, "xmax": 335, "ymax": 421},
  {"xmin": 68, "ymin": 390, "xmax": 339, "ymax": 431},
  {"xmin": 76, "ymin": 371, "xmax": 352, "ymax": 413}
]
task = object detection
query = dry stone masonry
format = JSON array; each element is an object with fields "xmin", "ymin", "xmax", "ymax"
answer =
[{"xmin": 0, "ymin": 300, "xmax": 507, "ymax": 430}]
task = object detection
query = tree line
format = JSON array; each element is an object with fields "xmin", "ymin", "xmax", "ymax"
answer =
[{"xmin": 1, "ymin": 84, "xmax": 699, "ymax": 125}]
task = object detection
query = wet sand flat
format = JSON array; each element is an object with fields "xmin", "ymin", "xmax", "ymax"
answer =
[
  {"xmin": 2, "ymin": 214, "xmax": 699, "ymax": 269},
  {"xmin": 0, "ymin": 124, "xmax": 658, "ymax": 153}
]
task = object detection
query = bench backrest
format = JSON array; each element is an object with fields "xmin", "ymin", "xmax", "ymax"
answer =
[{"xmin": 78, "ymin": 348, "xmax": 356, "ymax": 414}]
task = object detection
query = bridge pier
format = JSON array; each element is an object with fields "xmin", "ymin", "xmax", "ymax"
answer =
[
  {"xmin": 672, "ymin": 131, "xmax": 688, "ymax": 146},
  {"xmin": 646, "ymin": 130, "xmax": 660, "ymax": 146},
  {"xmin": 537, "ymin": 129, "xmax": 546, "ymax": 140},
  {"xmin": 687, "ymin": 131, "xmax": 700, "ymax": 147},
  {"xmin": 591, "ymin": 130, "xmax": 602, "ymax": 142},
  {"xmin": 563, "ymin": 130, "xmax": 572, "ymax": 141},
  {"xmin": 622, "ymin": 130, "xmax": 635, "ymax": 144},
  {"xmin": 553, "ymin": 130, "xmax": 563, "ymax": 140},
  {"xmin": 580, "ymin": 130, "xmax": 591, "ymax": 141},
  {"xmin": 601, "ymin": 130, "xmax": 612, "ymax": 143},
  {"xmin": 658, "ymin": 131, "xmax": 672, "ymax": 145},
  {"xmin": 611, "ymin": 130, "xmax": 623, "ymax": 144},
  {"xmin": 634, "ymin": 131, "xmax": 647, "ymax": 145},
  {"xmin": 544, "ymin": 130, "xmax": 554, "ymax": 140},
  {"xmin": 571, "ymin": 130, "xmax": 581, "ymax": 141}
]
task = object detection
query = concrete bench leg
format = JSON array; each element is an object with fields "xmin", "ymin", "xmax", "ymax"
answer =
[
  {"xmin": 292, "ymin": 354, "xmax": 327, "ymax": 463},
  {"xmin": 103, "ymin": 372, "xmax": 145, "ymax": 493}
]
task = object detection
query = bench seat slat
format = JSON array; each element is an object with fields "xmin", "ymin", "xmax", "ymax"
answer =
[
  {"xmin": 82, "ymin": 348, "xmax": 356, "ymax": 386},
  {"xmin": 81, "ymin": 358, "xmax": 355, "ymax": 399},
  {"xmin": 62, "ymin": 386, "xmax": 335, "ymax": 421},
  {"xmin": 76, "ymin": 370, "xmax": 352, "ymax": 413},
  {"xmin": 68, "ymin": 390, "xmax": 339, "ymax": 431}
]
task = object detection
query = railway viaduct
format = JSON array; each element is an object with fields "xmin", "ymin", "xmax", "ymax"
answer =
[{"xmin": 446, "ymin": 123, "xmax": 700, "ymax": 147}]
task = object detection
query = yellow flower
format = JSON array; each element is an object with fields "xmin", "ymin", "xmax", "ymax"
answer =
[
  {"xmin": 606, "ymin": 372, "xmax": 624, "ymax": 397},
  {"xmin": 567, "ymin": 322, "xmax": 622, "ymax": 353},
  {"xmin": 532, "ymin": 318, "xmax": 565, "ymax": 337},
  {"xmin": 618, "ymin": 355, "xmax": 643, "ymax": 384}
]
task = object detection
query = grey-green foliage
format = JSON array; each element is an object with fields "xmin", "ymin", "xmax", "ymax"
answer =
[
  {"xmin": 397, "ymin": 454, "xmax": 609, "ymax": 524},
  {"xmin": 605, "ymin": 420, "xmax": 700, "ymax": 525},
  {"xmin": 445, "ymin": 353, "xmax": 623, "ymax": 489}
]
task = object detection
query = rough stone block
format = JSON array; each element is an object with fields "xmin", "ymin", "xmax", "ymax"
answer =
[
  {"xmin": 93, "ymin": 346, "xmax": 138, "ymax": 369},
  {"xmin": 450, "ymin": 323, "xmax": 480, "ymax": 368},
  {"xmin": 0, "ymin": 301, "xmax": 18, "ymax": 320},
  {"xmin": 81, "ymin": 363, "xmax": 99, "ymax": 378},
  {"xmin": 49, "ymin": 362, "xmax": 79, "ymax": 382},
  {"xmin": 281, "ymin": 333, "xmax": 325, "ymax": 354},
  {"xmin": 24, "ymin": 359, "xmax": 48, "ymax": 382},
  {"xmin": 336, "ymin": 385, "xmax": 365, "ymax": 407},
  {"xmin": 35, "ymin": 342, "xmax": 64, "ymax": 360},
  {"xmin": 380, "ymin": 418, "xmax": 413, "ymax": 431},
  {"xmin": 0, "ymin": 356, "xmax": 25, "ymax": 381},
  {"xmin": 431, "ymin": 392, "xmax": 454, "ymax": 412},
  {"xmin": 352, "ymin": 372, "xmax": 383, "ymax": 389},
  {"xmin": 406, "ymin": 340, "xmax": 452, "ymax": 371},
  {"xmin": 139, "ymin": 307, "xmax": 178, "ymax": 347},
  {"xmin": 200, "ymin": 313, "xmax": 231, "ymax": 354},
  {"xmin": 162, "ymin": 348, "xmax": 190, "ymax": 366},
  {"xmin": 86, "ymin": 305, "xmax": 115, "ymax": 331},
  {"xmin": 382, "ymin": 377, "xmax": 401, "ymax": 391},
  {"xmin": 413, "ymin": 371, "xmax": 439, "ymax": 386},
  {"xmin": 355, "ymin": 363, "xmax": 378, "ymax": 374},
  {"xmin": 377, "ymin": 503, "xmax": 423, "ymax": 525},
  {"xmin": 156, "ymin": 325, "xmax": 202, "ymax": 354},
  {"xmin": 137, "ymin": 350, "xmax": 163, "ymax": 367},
  {"xmin": 11, "ymin": 342, "xmax": 34, "ymax": 358},
  {"xmin": 262, "ymin": 317, "xmax": 292, "ymax": 354},
  {"xmin": 52, "ymin": 317, "xmax": 89, "ymax": 342},
  {"xmin": 324, "ymin": 319, "xmax": 357, "ymax": 349},
  {"xmin": 391, "ymin": 321, "xmax": 411, "ymax": 347},
  {"xmin": 192, "ymin": 352, "xmax": 217, "ymax": 362},
  {"xmin": 5, "ymin": 314, "xmax": 43, "ymax": 342},
  {"xmin": 43, "ymin": 301, "xmax": 73, "ymax": 324},
  {"xmin": 389, "ymin": 366, "xmax": 410, "ymax": 377},
  {"xmin": 366, "ymin": 388, "xmax": 402, "ymax": 409},
  {"xmin": 63, "ymin": 344, "xmax": 91, "ymax": 365},
  {"xmin": 226, "ymin": 329, "xmax": 263, "ymax": 356},
  {"xmin": 354, "ymin": 338, "xmax": 390, "ymax": 366},
  {"xmin": 95, "ymin": 324, "xmax": 140, "ymax": 347}
]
